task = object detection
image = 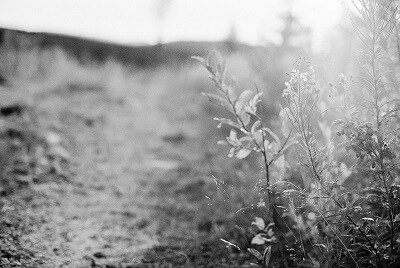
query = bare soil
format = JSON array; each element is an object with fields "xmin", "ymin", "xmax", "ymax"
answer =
[{"xmin": 0, "ymin": 73, "xmax": 255, "ymax": 267}]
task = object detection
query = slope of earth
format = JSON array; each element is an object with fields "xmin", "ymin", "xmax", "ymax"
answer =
[{"xmin": 0, "ymin": 63, "xmax": 258, "ymax": 267}]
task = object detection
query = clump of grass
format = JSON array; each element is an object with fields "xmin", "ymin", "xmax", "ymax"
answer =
[{"xmin": 195, "ymin": 0, "xmax": 400, "ymax": 267}]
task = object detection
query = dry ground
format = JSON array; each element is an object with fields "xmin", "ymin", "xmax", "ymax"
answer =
[{"xmin": 0, "ymin": 62, "xmax": 259, "ymax": 267}]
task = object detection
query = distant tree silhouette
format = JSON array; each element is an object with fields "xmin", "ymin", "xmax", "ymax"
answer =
[
  {"xmin": 154, "ymin": 0, "xmax": 172, "ymax": 44},
  {"xmin": 225, "ymin": 24, "xmax": 239, "ymax": 51},
  {"xmin": 279, "ymin": 10, "xmax": 311, "ymax": 51}
]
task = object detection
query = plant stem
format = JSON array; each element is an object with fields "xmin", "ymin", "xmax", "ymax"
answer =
[{"xmin": 215, "ymin": 74, "xmax": 274, "ymax": 219}]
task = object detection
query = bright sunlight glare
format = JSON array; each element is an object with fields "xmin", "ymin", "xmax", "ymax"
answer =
[{"xmin": 0, "ymin": 0, "xmax": 348, "ymax": 49}]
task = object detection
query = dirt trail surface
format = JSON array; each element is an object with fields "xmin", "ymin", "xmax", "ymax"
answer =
[{"xmin": 0, "ymin": 71, "xmax": 252, "ymax": 267}]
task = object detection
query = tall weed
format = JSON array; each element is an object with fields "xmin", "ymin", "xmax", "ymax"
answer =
[{"xmin": 196, "ymin": 0, "xmax": 400, "ymax": 267}]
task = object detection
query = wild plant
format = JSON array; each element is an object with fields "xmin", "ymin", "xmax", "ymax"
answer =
[{"xmin": 194, "ymin": 0, "xmax": 400, "ymax": 267}]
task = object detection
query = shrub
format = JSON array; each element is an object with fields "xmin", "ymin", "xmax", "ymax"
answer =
[{"xmin": 195, "ymin": 0, "xmax": 400, "ymax": 267}]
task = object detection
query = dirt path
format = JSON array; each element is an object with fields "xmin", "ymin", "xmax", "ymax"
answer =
[
  {"xmin": 29, "ymin": 83, "xmax": 188, "ymax": 266},
  {"xmin": 0, "ymin": 69, "xmax": 254, "ymax": 267},
  {"xmin": 32, "ymin": 90, "xmax": 155, "ymax": 266}
]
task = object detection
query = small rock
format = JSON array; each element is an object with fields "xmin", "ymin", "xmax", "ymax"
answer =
[
  {"xmin": 162, "ymin": 133, "xmax": 186, "ymax": 143},
  {"xmin": 85, "ymin": 118, "xmax": 95, "ymax": 127},
  {"xmin": 93, "ymin": 251, "xmax": 107, "ymax": 259},
  {"xmin": 197, "ymin": 219, "xmax": 212, "ymax": 232},
  {"xmin": 0, "ymin": 104, "xmax": 23, "ymax": 117},
  {"xmin": 136, "ymin": 219, "xmax": 150, "ymax": 229}
]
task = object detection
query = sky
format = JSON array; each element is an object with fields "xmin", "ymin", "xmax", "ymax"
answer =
[{"xmin": 0, "ymin": 0, "xmax": 350, "ymax": 48}]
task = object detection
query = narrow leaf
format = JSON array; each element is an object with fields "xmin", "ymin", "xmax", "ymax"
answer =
[
  {"xmin": 251, "ymin": 217, "xmax": 266, "ymax": 230},
  {"xmin": 235, "ymin": 90, "xmax": 253, "ymax": 113},
  {"xmin": 262, "ymin": 246, "xmax": 272, "ymax": 268},
  {"xmin": 191, "ymin": 56, "xmax": 206, "ymax": 66},
  {"xmin": 228, "ymin": 129, "xmax": 238, "ymax": 143},
  {"xmin": 264, "ymin": 140, "xmax": 270, "ymax": 150},
  {"xmin": 236, "ymin": 148, "xmax": 252, "ymax": 159},
  {"xmin": 202, "ymin": 93, "xmax": 232, "ymax": 111},
  {"xmin": 226, "ymin": 77, "xmax": 240, "ymax": 102},
  {"xmin": 245, "ymin": 92, "xmax": 263, "ymax": 115},
  {"xmin": 214, "ymin": 118, "xmax": 242, "ymax": 129},
  {"xmin": 251, "ymin": 234, "xmax": 266, "ymax": 245},
  {"xmin": 217, "ymin": 60, "xmax": 227, "ymax": 80},
  {"xmin": 220, "ymin": 238, "xmax": 241, "ymax": 250},
  {"xmin": 228, "ymin": 147, "xmax": 235, "ymax": 158},
  {"xmin": 273, "ymin": 155, "xmax": 285, "ymax": 169},
  {"xmin": 239, "ymin": 112, "xmax": 251, "ymax": 127},
  {"xmin": 254, "ymin": 130, "xmax": 264, "ymax": 146},
  {"xmin": 251, "ymin": 121, "xmax": 261, "ymax": 135},
  {"xmin": 269, "ymin": 141, "xmax": 279, "ymax": 153},
  {"xmin": 263, "ymin": 127, "xmax": 281, "ymax": 147},
  {"xmin": 206, "ymin": 50, "xmax": 223, "ymax": 73},
  {"xmin": 360, "ymin": 217, "xmax": 374, "ymax": 223},
  {"xmin": 248, "ymin": 248, "xmax": 262, "ymax": 260},
  {"xmin": 251, "ymin": 92, "xmax": 263, "ymax": 105}
]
